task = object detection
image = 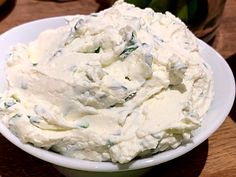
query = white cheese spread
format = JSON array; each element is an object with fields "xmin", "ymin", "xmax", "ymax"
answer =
[{"xmin": 0, "ymin": 0, "xmax": 214, "ymax": 163}]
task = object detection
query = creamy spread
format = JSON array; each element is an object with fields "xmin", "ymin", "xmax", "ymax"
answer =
[{"xmin": 0, "ymin": 0, "xmax": 213, "ymax": 163}]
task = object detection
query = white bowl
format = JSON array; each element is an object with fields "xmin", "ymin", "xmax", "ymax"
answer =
[{"xmin": 0, "ymin": 17, "xmax": 235, "ymax": 177}]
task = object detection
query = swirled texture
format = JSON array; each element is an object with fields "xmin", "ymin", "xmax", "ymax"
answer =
[{"xmin": 0, "ymin": 0, "xmax": 213, "ymax": 163}]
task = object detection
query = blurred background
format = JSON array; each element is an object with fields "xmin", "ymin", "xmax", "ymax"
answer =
[
  {"xmin": 98, "ymin": 0, "xmax": 226, "ymax": 43},
  {"xmin": 0, "ymin": 0, "xmax": 228, "ymax": 43}
]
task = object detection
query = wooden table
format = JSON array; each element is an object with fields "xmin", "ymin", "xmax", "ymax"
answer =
[{"xmin": 0, "ymin": 0, "xmax": 235, "ymax": 176}]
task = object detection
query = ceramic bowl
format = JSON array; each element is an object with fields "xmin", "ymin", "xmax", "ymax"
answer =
[{"xmin": 0, "ymin": 17, "xmax": 235, "ymax": 177}]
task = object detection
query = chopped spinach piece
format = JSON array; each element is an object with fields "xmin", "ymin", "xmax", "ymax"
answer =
[
  {"xmin": 120, "ymin": 31, "xmax": 139, "ymax": 59},
  {"xmin": 109, "ymin": 104, "xmax": 116, "ymax": 108},
  {"xmin": 94, "ymin": 46, "xmax": 101, "ymax": 53},
  {"xmin": 128, "ymin": 31, "xmax": 137, "ymax": 45},
  {"xmin": 120, "ymin": 45, "xmax": 139, "ymax": 59},
  {"xmin": 4, "ymin": 100, "xmax": 16, "ymax": 109}
]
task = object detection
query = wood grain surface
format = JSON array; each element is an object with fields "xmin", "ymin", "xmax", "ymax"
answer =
[{"xmin": 0, "ymin": 0, "xmax": 235, "ymax": 177}]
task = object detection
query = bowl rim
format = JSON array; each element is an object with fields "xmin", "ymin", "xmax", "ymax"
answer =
[{"xmin": 0, "ymin": 17, "xmax": 235, "ymax": 172}]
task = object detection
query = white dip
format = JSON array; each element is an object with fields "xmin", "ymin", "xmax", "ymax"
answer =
[{"xmin": 0, "ymin": 0, "xmax": 213, "ymax": 163}]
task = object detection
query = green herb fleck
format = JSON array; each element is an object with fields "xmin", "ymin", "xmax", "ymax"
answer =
[
  {"xmin": 91, "ymin": 13, "xmax": 98, "ymax": 17},
  {"xmin": 120, "ymin": 45, "xmax": 139, "ymax": 59},
  {"xmin": 94, "ymin": 46, "xmax": 101, "ymax": 53},
  {"xmin": 125, "ymin": 92, "xmax": 136, "ymax": 101},
  {"xmin": 11, "ymin": 114, "xmax": 22, "ymax": 119},
  {"xmin": 28, "ymin": 115, "xmax": 41, "ymax": 124},
  {"xmin": 53, "ymin": 49, "xmax": 62, "ymax": 57},
  {"xmin": 32, "ymin": 63, "xmax": 38, "ymax": 66},
  {"xmin": 110, "ymin": 85, "xmax": 128, "ymax": 91},
  {"xmin": 203, "ymin": 63, "xmax": 208, "ymax": 68},
  {"xmin": 120, "ymin": 31, "xmax": 139, "ymax": 59},
  {"xmin": 78, "ymin": 122, "xmax": 89, "ymax": 128},
  {"xmin": 106, "ymin": 139, "xmax": 114, "ymax": 147},
  {"xmin": 4, "ymin": 100, "xmax": 16, "ymax": 109},
  {"xmin": 125, "ymin": 76, "xmax": 131, "ymax": 81},
  {"xmin": 129, "ymin": 31, "xmax": 137, "ymax": 45},
  {"xmin": 74, "ymin": 19, "xmax": 84, "ymax": 31}
]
